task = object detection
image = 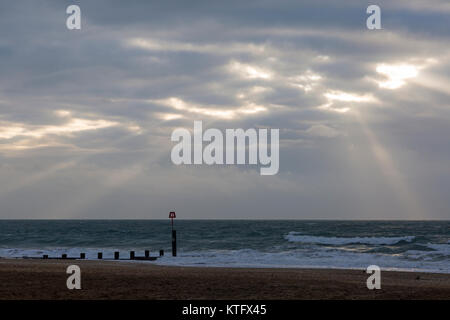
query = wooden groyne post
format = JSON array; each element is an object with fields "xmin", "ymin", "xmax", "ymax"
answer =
[{"xmin": 37, "ymin": 250, "xmax": 164, "ymax": 260}]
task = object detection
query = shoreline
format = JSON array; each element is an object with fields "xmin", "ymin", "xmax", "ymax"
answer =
[
  {"xmin": 0, "ymin": 259, "xmax": 449, "ymax": 299},
  {"xmin": 3, "ymin": 256, "xmax": 449, "ymax": 275}
]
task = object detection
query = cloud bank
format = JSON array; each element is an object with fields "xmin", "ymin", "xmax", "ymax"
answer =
[{"xmin": 0, "ymin": 0, "xmax": 449, "ymax": 219}]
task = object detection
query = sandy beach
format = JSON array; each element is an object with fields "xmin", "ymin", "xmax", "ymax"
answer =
[{"xmin": 0, "ymin": 259, "xmax": 449, "ymax": 300}]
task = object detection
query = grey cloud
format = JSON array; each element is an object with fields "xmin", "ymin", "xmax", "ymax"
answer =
[{"xmin": 0, "ymin": 0, "xmax": 449, "ymax": 219}]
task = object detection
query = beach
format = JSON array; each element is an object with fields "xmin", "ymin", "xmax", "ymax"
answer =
[{"xmin": 0, "ymin": 259, "xmax": 449, "ymax": 300}]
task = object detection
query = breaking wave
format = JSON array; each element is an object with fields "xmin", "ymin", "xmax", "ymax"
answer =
[{"xmin": 285, "ymin": 232, "xmax": 415, "ymax": 245}]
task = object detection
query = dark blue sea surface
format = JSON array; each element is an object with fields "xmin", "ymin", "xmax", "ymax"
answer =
[{"xmin": 0, "ymin": 220, "xmax": 448, "ymax": 273}]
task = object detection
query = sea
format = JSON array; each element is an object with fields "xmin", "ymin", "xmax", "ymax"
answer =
[{"xmin": 0, "ymin": 220, "xmax": 448, "ymax": 273}]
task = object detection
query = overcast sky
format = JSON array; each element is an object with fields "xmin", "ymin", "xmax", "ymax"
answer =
[{"xmin": 0, "ymin": 0, "xmax": 449, "ymax": 219}]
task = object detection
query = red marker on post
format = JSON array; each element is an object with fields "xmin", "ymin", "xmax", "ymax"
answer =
[
  {"xmin": 169, "ymin": 211, "xmax": 176, "ymax": 230},
  {"xmin": 169, "ymin": 211, "xmax": 177, "ymax": 257}
]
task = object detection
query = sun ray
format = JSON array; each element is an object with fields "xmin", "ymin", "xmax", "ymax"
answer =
[{"xmin": 354, "ymin": 111, "xmax": 425, "ymax": 219}]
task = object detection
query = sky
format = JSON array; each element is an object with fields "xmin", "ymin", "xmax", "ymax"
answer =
[{"xmin": 0, "ymin": 0, "xmax": 449, "ymax": 219}]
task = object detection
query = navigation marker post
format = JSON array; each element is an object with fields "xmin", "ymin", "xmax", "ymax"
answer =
[{"xmin": 169, "ymin": 211, "xmax": 177, "ymax": 257}]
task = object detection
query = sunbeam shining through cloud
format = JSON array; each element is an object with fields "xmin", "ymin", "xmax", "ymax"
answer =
[{"xmin": 0, "ymin": 0, "xmax": 449, "ymax": 220}]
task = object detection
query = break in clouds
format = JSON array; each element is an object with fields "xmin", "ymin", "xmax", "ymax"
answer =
[{"xmin": 0, "ymin": 0, "xmax": 449, "ymax": 219}]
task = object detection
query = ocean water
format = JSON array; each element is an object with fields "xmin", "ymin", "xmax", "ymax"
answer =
[{"xmin": 0, "ymin": 220, "xmax": 449, "ymax": 273}]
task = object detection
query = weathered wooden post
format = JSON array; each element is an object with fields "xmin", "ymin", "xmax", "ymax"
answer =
[
  {"xmin": 130, "ymin": 251, "xmax": 135, "ymax": 260},
  {"xmin": 114, "ymin": 251, "xmax": 119, "ymax": 260},
  {"xmin": 169, "ymin": 211, "xmax": 177, "ymax": 257},
  {"xmin": 80, "ymin": 253, "xmax": 86, "ymax": 259},
  {"xmin": 97, "ymin": 252, "xmax": 103, "ymax": 259}
]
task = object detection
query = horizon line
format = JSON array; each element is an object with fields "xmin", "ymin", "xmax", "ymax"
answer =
[{"xmin": 0, "ymin": 218, "xmax": 448, "ymax": 221}]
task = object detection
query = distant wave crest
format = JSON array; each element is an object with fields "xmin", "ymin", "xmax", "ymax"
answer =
[{"xmin": 285, "ymin": 232, "xmax": 415, "ymax": 245}]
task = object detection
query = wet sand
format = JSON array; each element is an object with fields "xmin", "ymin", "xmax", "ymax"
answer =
[{"xmin": 0, "ymin": 259, "xmax": 449, "ymax": 299}]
